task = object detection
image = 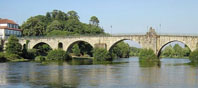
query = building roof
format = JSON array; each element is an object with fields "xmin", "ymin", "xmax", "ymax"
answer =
[
  {"xmin": 0, "ymin": 19, "xmax": 17, "ymax": 24},
  {"xmin": 0, "ymin": 26, "xmax": 21, "ymax": 31}
]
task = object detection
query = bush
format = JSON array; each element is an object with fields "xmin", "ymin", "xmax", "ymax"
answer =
[
  {"xmin": 35, "ymin": 56, "xmax": 46, "ymax": 62},
  {"xmin": 4, "ymin": 53, "xmax": 22, "ymax": 61},
  {"xmin": 139, "ymin": 48, "xmax": 158, "ymax": 62},
  {"xmin": 27, "ymin": 49, "xmax": 38, "ymax": 59},
  {"xmin": 93, "ymin": 48, "xmax": 112, "ymax": 61},
  {"xmin": 72, "ymin": 44, "xmax": 81, "ymax": 56},
  {"xmin": 189, "ymin": 49, "xmax": 198, "ymax": 63},
  {"xmin": 5, "ymin": 35, "xmax": 22, "ymax": 55},
  {"xmin": 47, "ymin": 49, "xmax": 71, "ymax": 60}
]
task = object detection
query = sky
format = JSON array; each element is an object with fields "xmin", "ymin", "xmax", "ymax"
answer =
[{"xmin": 1, "ymin": 0, "xmax": 198, "ymax": 35}]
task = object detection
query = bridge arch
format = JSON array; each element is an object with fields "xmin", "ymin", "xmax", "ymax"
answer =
[
  {"xmin": 32, "ymin": 42, "xmax": 52, "ymax": 56},
  {"xmin": 66, "ymin": 40, "xmax": 94, "ymax": 56},
  {"xmin": 108, "ymin": 38, "xmax": 142, "ymax": 52},
  {"xmin": 32, "ymin": 42, "xmax": 52, "ymax": 49},
  {"xmin": 157, "ymin": 40, "xmax": 192, "ymax": 57}
]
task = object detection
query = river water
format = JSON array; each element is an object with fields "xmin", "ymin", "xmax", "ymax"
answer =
[{"xmin": 0, "ymin": 57, "xmax": 198, "ymax": 88}]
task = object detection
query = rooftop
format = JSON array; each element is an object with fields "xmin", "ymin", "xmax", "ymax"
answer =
[{"xmin": 0, "ymin": 19, "xmax": 17, "ymax": 24}]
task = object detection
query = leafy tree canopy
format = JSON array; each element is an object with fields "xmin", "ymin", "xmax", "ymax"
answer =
[
  {"xmin": 90, "ymin": 16, "xmax": 99, "ymax": 26},
  {"xmin": 21, "ymin": 10, "xmax": 105, "ymax": 36},
  {"xmin": 5, "ymin": 35, "xmax": 22, "ymax": 55}
]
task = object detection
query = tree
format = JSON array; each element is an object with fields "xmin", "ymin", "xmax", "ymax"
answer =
[
  {"xmin": 110, "ymin": 42, "xmax": 130, "ymax": 58},
  {"xmin": 47, "ymin": 49, "xmax": 71, "ymax": 60},
  {"xmin": 22, "ymin": 40, "xmax": 30, "ymax": 59},
  {"xmin": 183, "ymin": 45, "xmax": 191, "ymax": 57},
  {"xmin": 34, "ymin": 44, "xmax": 52, "ymax": 56},
  {"xmin": 139, "ymin": 48, "xmax": 158, "ymax": 62},
  {"xmin": 173, "ymin": 44, "xmax": 183, "ymax": 57},
  {"xmin": 78, "ymin": 42, "xmax": 93, "ymax": 56},
  {"xmin": 129, "ymin": 47, "xmax": 141, "ymax": 56},
  {"xmin": 5, "ymin": 35, "xmax": 22, "ymax": 55},
  {"xmin": 162, "ymin": 45, "xmax": 175, "ymax": 57},
  {"xmin": 67, "ymin": 10, "xmax": 79, "ymax": 20},
  {"xmin": 46, "ymin": 20, "xmax": 64, "ymax": 32},
  {"xmin": 72, "ymin": 44, "xmax": 81, "ymax": 56},
  {"xmin": 189, "ymin": 49, "xmax": 198, "ymax": 63},
  {"xmin": 46, "ymin": 12, "xmax": 52, "ymax": 22},
  {"xmin": 22, "ymin": 10, "xmax": 106, "ymax": 37},
  {"xmin": 90, "ymin": 16, "xmax": 99, "ymax": 26},
  {"xmin": 64, "ymin": 19, "xmax": 83, "ymax": 33},
  {"xmin": 93, "ymin": 48, "xmax": 111, "ymax": 61},
  {"xmin": 22, "ymin": 15, "xmax": 47, "ymax": 36},
  {"xmin": 47, "ymin": 30, "xmax": 73, "ymax": 36}
]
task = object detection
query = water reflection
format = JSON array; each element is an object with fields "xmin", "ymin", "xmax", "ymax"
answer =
[
  {"xmin": 0, "ymin": 57, "xmax": 198, "ymax": 88},
  {"xmin": 139, "ymin": 61, "xmax": 161, "ymax": 67}
]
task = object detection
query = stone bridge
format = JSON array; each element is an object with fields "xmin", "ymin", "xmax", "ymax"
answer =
[{"xmin": 13, "ymin": 28, "xmax": 198, "ymax": 56}]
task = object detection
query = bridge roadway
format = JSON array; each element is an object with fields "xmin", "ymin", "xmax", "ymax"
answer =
[{"xmin": 12, "ymin": 29, "xmax": 198, "ymax": 56}]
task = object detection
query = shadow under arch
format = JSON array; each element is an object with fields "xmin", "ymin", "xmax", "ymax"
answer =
[
  {"xmin": 108, "ymin": 39, "xmax": 142, "ymax": 52},
  {"xmin": 33, "ymin": 42, "xmax": 52, "ymax": 49},
  {"xmin": 33, "ymin": 42, "xmax": 52, "ymax": 56},
  {"xmin": 23, "ymin": 44, "xmax": 26, "ymax": 50},
  {"xmin": 157, "ymin": 40, "xmax": 192, "ymax": 57},
  {"xmin": 66, "ymin": 40, "xmax": 94, "ymax": 56},
  {"xmin": 58, "ymin": 42, "xmax": 63, "ymax": 49}
]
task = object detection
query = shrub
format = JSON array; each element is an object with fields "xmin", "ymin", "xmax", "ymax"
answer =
[
  {"xmin": 4, "ymin": 53, "xmax": 22, "ymax": 61},
  {"xmin": 189, "ymin": 49, "xmax": 198, "ymax": 63},
  {"xmin": 93, "ymin": 48, "xmax": 112, "ymax": 61},
  {"xmin": 47, "ymin": 49, "xmax": 71, "ymax": 60},
  {"xmin": 139, "ymin": 48, "xmax": 158, "ymax": 62},
  {"xmin": 35, "ymin": 56, "xmax": 46, "ymax": 62},
  {"xmin": 72, "ymin": 44, "xmax": 81, "ymax": 56},
  {"xmin": 5, "ymin": 35, "xmax": 22, "ymax": 55},
  {"xmin": 27, "ymin": 49, "xmax": 38, "ymax": 59}
]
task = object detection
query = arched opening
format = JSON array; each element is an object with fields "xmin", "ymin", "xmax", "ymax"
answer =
[
  {"xmin": 109, "ymin": 39, "xmax": 142, "ymax": 59},
  {"xmin": 23, "ymin": 44, "xmax": 26, "ymax": 50},
  {"xmin": 157, "ymin": 41, "xmax": 191, "ymax": 58},
  {"xmin": 66, "ymin": 41, "xmax": 93, "ymax": 57},
  {"xmin": 58, "ymin": 42, "xmax": 63, "ymax": 49},
  {"xmin": 33, "ymin": 42, "xmax": 52, "ymax": 56}
]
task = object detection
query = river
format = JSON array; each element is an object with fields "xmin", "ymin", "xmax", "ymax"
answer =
[{"xmin": 0, "ymin": 57, "xmax": 198, "ymax": 88}]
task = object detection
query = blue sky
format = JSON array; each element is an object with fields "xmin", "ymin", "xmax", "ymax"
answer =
[{"xmin": 0, "ymin": 0, "xmax": 198, "ymax": 34}]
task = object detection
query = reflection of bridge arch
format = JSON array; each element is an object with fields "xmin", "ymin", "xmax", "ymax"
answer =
[
  {"xmin": 66, "ymin": 40, "xmax": 94, "ymax": 53},
  {"xmin": 157, "ymin": 40, "xmax": 192, "ymax": 57},
  {"xmin": 108, "ymin": 38, "xmax": 142, "ymax": 51}
]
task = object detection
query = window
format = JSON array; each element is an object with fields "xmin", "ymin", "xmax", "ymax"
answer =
[{"xmin": 8, "ymin": 24, "xmax": 10, "ymax": 28}]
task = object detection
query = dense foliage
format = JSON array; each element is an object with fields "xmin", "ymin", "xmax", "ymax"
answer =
[
  {"xmin": 5, "ymin": 35, "xmax": 22, "ymax": 55},
  {"xmin": 21, "ymin": 10, "xmax": 105, "ymax": 36},
  {"xmin": 110, "ymin": 42, "xmax": 130, "ymax": 58},
  {"xmin": 47, "ymin": 49, "xmax": 71, "ymax": 60},
  {"xmin": 139, "ymin": 48, "xmax": 158, "ymax": 62},
  {"xmin": 129, "ymin": 47, "xmax": 141, "ymax": 56},
  {"xmin": 161, "ymin": 44, "xmax": 191, "ymax": 58},
  {"xmin": 33, "ymin": 43, "xmax": 52, "ymax": 56},
  {"xmin": 110, "ymin": 41, "xmax": 141, "ymax": 59},
  {"xmin": 71, "ymin": 42, "xmax": 93, "ymax": 57},
  {"xmin": 72, "ymin": 44, "xmax": 81, "ymax": 56},
  {"xmin": 93, "ymin": 48, "xmax": 111, "ymax": 61},
  {"xmin": 189, "ymin": 49, "xmax": 198, "ymax": 63}
]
